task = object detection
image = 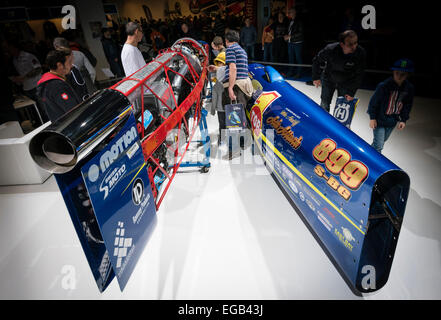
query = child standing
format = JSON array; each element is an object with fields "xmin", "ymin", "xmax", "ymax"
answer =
[
  {"xmin": 367, "ymin": 58, "xmax": 415, "ymax": 154},
  {"xmin": 208, "ymin": 51, "xmax": 227, "ymax": 144}
]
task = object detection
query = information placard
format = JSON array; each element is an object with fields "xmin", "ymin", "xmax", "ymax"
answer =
[{"xmin": 81, "ymin": 114, "xmax": 157, "ymax": 290}]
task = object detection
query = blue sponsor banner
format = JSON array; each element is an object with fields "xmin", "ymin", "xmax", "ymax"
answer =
[
  {"xmin": 81, "ymin": 113, "xmax": 157, "ymax": 291},
  {"xmin": 333, "ymin": 96, "xmax": 359, "ymax": 128},
  {"xmin": 54, "ymin": 171, "xmax": 114, "ymax": 292}
]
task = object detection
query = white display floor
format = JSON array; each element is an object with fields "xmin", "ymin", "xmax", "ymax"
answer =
[{"xmin": 1, "ymin": 81, "xmax": 440, "ymax": 299}]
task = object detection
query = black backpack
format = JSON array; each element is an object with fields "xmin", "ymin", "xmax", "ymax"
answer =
[{"xmin": 79, "ymin": 47, "xmax": 97, "ymax": 67}]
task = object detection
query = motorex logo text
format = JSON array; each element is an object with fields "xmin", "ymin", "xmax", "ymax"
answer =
[{"xmin": 87, "ymin": 126, "xmax": 138, "ymax": 184}]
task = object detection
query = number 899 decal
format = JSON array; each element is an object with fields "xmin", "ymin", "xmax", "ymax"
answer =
[{"xmin": 313, "ymin": 138, "xmax": 369, "ymax": 201}]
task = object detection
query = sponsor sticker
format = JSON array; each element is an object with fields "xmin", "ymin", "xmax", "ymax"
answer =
[
  {"xmin": 306, "ymin": 199, "xmax": 316, "ymax": 212},
  {"xmin": 127, "ymin": 141, "xmax": 140, "ymax": 160},
  {"xmin": 317, "ymin": 211, "xmax": 333, "ymax": 232},
  {"xmin": 334, "ymin": 226, "xmax": 356, "ymax": 252},
  {"xmin": 288, "ymin": 180, "xmax": 298, "ymax": 194},
  {"xmin": 250, "ymin": 91, "xmax": 281, "ymax": 137}
]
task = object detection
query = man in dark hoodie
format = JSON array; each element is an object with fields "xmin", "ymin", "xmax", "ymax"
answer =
[
  {"xmin": 101, "ymin": 27, "xmax": 124, "ymax": 78},
  {"xmin": 37, "ymin": 49, "xmax": 81, "ymax": 123},
  {"xmin": 312, "ymin": 30, "xmax": 366, "ymax": 113},
  {"xmin": 367, "ymin": 59, "xmax": 415, "ymax": 154},
  {"xmin": 53, "ymin": 37, "xmax": 90, "ymax": 102}
]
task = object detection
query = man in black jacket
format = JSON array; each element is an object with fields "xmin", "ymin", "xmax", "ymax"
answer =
[
  {"xmin": 37, "ymin": 49, "xmax": 81, "ymax": 123},
  {"xmin": 101, "ymin": 27, "xmax": 124, "ymax": 78},
  {"xmin": 312, "ymin": 30, "xmax": 366, "ymax": 113},
  {"xmin": 284, "ymin": 7, "xmax": 304, "ymax": 78},
  {"xmin": 273, "ymin": 12, "xmax": 288, "ymax": 63}
]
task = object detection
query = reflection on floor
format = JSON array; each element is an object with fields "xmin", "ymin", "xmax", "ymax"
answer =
[{"xmin": 0, "ymin": 81, "xmax": 440, "ymax": 299}]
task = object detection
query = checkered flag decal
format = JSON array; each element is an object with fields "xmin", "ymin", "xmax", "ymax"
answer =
[{"xmin": 113, "ymin": 222, "xmax": 133, "ymax": 268}]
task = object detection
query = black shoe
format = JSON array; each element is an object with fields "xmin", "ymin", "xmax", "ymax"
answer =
[{"xmin": 223, "ymin": 149, "xmax": 241, "ymax": 160}]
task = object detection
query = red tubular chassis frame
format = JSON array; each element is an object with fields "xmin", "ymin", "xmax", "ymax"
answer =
[{"xmin": 110, "ymin": 38, "xmax": 209, "ymax": 210}]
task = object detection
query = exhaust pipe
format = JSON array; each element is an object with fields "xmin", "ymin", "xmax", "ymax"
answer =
[{"xmin": 29, "ymin": 89, "xmax": 132, "ymax": 174}]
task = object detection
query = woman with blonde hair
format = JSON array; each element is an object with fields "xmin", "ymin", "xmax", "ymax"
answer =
[{"xmin": 262, "ymin": 17, "xmax": 274, "ymax": 62}]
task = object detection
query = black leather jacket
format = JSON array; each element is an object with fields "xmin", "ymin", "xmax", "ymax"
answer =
[
  {"xmin": 312, "ymin": 42, "xmax": 366, "ymax": 97},
  {"xmin": 287, "ymin": 19, "xmax": 304, "ymax": 43}
]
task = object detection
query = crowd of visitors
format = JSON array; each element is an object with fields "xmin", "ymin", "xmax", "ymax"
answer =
[{"xmin": 0, "ymin": 5, "xmax": 415, "ymax": 156}]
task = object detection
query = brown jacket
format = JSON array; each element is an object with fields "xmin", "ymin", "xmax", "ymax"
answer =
[{"xmin": 262, "ymin": 25, "xmax": 274, "ymax": 46}]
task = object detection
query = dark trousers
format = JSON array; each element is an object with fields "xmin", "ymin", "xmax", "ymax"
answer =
[
  {"xmin": 217, "ymin": 110, "xmax": 226, "ymax": 141},
  {"xmin": 244, "ymin": 44, "xmax": 255, "ymax": 60},
  {"xmin": 287, "ymin": 42, "xmax": 303, "ymax": 76},
  {"xmin": 109, "ymin": 60, "xmax": 125, "ymax": 78},
  {"xmin": 263, "ymin": 43, "xmax": 273, "ymax": 62},
  {"xmin": 320, "ymin": 78, "xmax": 354, "ymax": 113},
  {"xmin": 273, "ymin": 38, "xmax": 287, "ymax": 63}
]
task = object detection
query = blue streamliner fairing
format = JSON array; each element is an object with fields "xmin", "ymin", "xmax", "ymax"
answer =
[
  {"xmin": 246, "ymin": 64, "xmax": 410, "ymax": 293},
  {"xmin": 28, "ymin": 38, "xmax": 210, "ymax": 292}
]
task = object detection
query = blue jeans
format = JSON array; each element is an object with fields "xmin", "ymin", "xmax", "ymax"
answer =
[
  {"xmin": 288, "ymin": 42, "xmax": 303, "ymax": 76},
  {"xmin": 263, "ymin": 43, "xmax": 273, "ymax": 62},
  {"xmin": 372, "ymin": 126, "xmax": 395, "ymax": 153}
]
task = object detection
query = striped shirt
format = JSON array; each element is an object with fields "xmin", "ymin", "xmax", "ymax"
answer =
[
  {"xmin": 385, "ymin": 90, "xmax": 404, "ymax": 115},
  {"xmin": 224, "ymin": 43, "xmax": 249, "ymax": 82}
]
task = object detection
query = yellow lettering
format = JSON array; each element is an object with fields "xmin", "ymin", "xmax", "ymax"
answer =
[
  {"xmin": 314, "ymin": 165, "xmax": 325, "ymax": 177},
  {"xmin": 340, "ymin": 160, "xmax": 369, "ymax": 190},
  {"xmin": 267, "ymin": 116, "xmax": 303, "ymax": 150},
  {"xmin": 276, "ymin": 127, "xmax": 284, "ymax": 135},
  {"xmin": 313, "ymin": 139, "xmax": 336, "ymax": 163},
  {"xmin": 267, "ymin": 117, "xmax": 282, "ymax": 129},
  {"xmin": 337, "ymin": 185, "xmax": 351, "ymax": 200},
  {"xmin": 313, "ymin": 139, "xmax": 368, "ymax": 198},
  {"xmin": 334, "ymin": 229, "xmax": 353, "ymax": 251},
  {"xmin": 327, "ymin": 176, "xmax": 340, "ymax": 190}
]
